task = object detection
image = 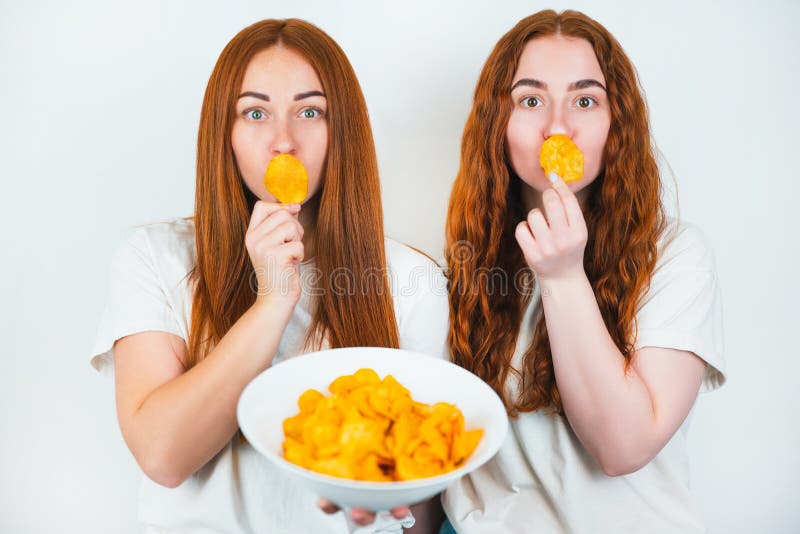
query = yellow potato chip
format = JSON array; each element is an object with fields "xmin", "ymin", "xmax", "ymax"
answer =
[
  {"xmin": 283, "ymin": 437, "xmax": 313, "ymax": 468},
  {"xmin": 355, "ymin": 453, "xmax": 394, "ymax": 482},
  {"xmin": 263, "ymin": 154, "xmax": 308, "ymax": 204},
  {"xmin": 329, "ymin": 375, "xmax": 357, "ymax": 395},
  {"xmin": 297, "ymin": 389, "xmax": 324, "ymax": 413},
  {"xmin": 453, "ymin": 429, "xmax": 484, "ymax": 465},
  {"xmin": 312, "ymin": 456, "xmax": 356, "ymax": 479},
  {"xmin": 282, "ymin": 413, "xmax": 305, "ymax": 441},
  {"xmin": 281, "ymin": 368, "xmax": 483, "ymax": 481},
  {"xmin": 539, "ymin": 134, "xmax": 584, "ymax": 183},
  {"xmin": 395, "ymin": 453, "xmax": 444, "ymax": 481},
  {"xmin": 353, "ymin": 368, "xmax": 380, "ymax": 385}
]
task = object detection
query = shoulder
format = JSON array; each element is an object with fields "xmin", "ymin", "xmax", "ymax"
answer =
[
  {"xmin": 384, "ymin": 238, "xmax": 450, "ymax": 358},
  {"xmin": 654, "ymin": 217, "xmax": 717, "ymax": 275},
  {"xmin": 384, "ymin": 237, "xmax": 447, "ymax": 290},
  {"xmin": 127, "ymin": 217, "xmax": 195, "ymax": 254},
  {"xmin": 114, "ymin": 217, "xmax": 196, "ymax": 285}
]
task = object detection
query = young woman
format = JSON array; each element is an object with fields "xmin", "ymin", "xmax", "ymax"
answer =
[
  {"xmin": 443, "ymin": 10, "xmax": 726, "ymax": 533},
  {"xmin": 89, "ymin": 19, "xmax": 447, "ymax": 533}
]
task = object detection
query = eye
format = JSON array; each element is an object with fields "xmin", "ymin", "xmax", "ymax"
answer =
[
  {"xmin": 245, "ymin": 109, "xmax": 265, "ymax": 120},
  {"xmin": 300, "ymin": 108, "xmax": 324, "ymax": 119},
  {"xmin": 576, "ymin": 96, "xmax": 598, "ymax": 109},
  {"xmin": 521, "ymin": 96, "xmax": 542, "ymax": 108}
]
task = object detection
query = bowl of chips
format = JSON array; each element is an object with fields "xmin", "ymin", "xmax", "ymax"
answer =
[{"xmin": 237, "ymin": 347, "xmax": 509, "ymax": 510}]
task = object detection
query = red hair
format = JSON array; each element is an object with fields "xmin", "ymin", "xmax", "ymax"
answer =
[
  {"xmin": 446, "ymin": 10, "xmax": 666, "ymax": 416},
  {"xmin": 186, "ymin": 19, "xmax": 399, "ymax": 367}
]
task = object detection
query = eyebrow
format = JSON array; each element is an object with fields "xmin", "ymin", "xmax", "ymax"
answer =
[
  {"xmin": 510, "ymin": 78, "xmax": 607, "ymax": 92},
  {"xmin": 237, "ymin": 90, "xmax": 326, "ymax": 102}
]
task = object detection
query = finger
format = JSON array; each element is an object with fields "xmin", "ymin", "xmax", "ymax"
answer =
[
  {"xmin": 279, "ymin": 241, "xmax": 305, "ymax": 264},
  {"xmin": 248, "ymin": 201, "xmax": 300, "ymax": 232},
  {"xmin": 390, "ymin": 506, "xmax": 411, "ymax": 519},
  {"xmin": 269, "ymin": 221, "xmax": 304, "ymax": 247},
  {"xmin": 541, "ymin": 187, "xmax": 568, "ymax": 235},
  {"xmin": 549, "ymin": 173, "xmax": 583, "ymax": 229},
  {"xmin": 249, "ymin": 221, "xmax": 303, "ymax": 253},
  {"xmin": 349, "ymin": 507, "xmax": 376, "ymax": 526},
  {"xmin": 526, "ymin": 208, "xmax": 555, "ymax": 255},
  {"xmin": 251, "ymin": 211, "xmax": 304, "ymax": 244},
  {"xmin": 317, "ymin": 498, "xmax": 340, "ymax": 515},
  {"xmin": 515, "ymin": 221, "xmax": 542, "ymax": 265}
]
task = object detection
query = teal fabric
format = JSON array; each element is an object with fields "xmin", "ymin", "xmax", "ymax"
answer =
[{"xmin": 439, "ymin": 516, "xmax": 457, "ymax": 534}]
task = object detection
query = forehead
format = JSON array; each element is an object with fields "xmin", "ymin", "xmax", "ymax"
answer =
[
  {"xmin": 239, "ymin": 45, "xmax": 322, "ymax": 92},
  {"xmin": 513, "ymin": 35, "xmax": 605, "ymax": 86}
]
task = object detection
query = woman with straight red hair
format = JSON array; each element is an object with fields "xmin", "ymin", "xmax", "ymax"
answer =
[
  {"xmin": 89, "ymin": 19, "xmax": 446, "ymax": 533},
  {"xmin": 442, "ymin": 10, "xmax": 726, "ymax": 533}
]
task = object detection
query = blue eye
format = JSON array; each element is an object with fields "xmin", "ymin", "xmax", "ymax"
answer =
[
  {"xmin": 246, "ymin": 109, "xmax": 264, "ymax": 120},
  {"xmin": 301, "ymin": 108, "xmax": 323, "ymax": 119},
  {"xmin": 522, "ymin": 96, "xmax": 541, "ymax": 108},
  {"xmin": 576, "ymin": 96, "xmax": 597, "ymax": 109}
]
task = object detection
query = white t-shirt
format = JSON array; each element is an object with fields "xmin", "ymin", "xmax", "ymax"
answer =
[
  {"xmin": 90, "ymin": 218, "xmax": 450, "ymax": 534},
  {"xmin": 442, "ymin": 218, "xmax": 726, "ymax": 534}
]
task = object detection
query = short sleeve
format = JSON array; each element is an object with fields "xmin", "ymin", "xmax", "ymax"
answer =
[
  {"xmin": 89, "ymin": 228, "xmax": 183, "ymax": 375},
  {"xmin": 634, "ymin": 222, "xmax": 726, "ymax": 392}
]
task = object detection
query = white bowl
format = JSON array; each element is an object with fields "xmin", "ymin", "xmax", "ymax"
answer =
[{"xmin": 237, "ymin": 347, "xmax": 508, "ymax": 511}]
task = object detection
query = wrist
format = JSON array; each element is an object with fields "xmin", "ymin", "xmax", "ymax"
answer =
[
  {"xmin": 537, "ymin": 267, "xmax": 589, "ymax": 296},
  {"xmin": 252, "ymin": 292, "xmax": 300, "ymax": 315}
]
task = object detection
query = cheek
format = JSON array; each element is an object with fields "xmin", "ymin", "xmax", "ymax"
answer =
[
  {"xmin": 506, "ymin": 116, "xmax": 533, "ymax": 171},
  {"xmin": 230, "ymin": 124, "xmax": 245, "ymax": 165},
  {"xmin": 506, "ymin": 113, "xmax": 530, "ymax": 153},
  {"xmin": 230, "ymin": 124, "xmax": 274, "ymax": 200},
  {"xmin": 506, "ymin": 112, "xmax": 547, "ymax": 186},
  {"xmin": 582, "ymin": 126, "xmax": 610, "ymax": 176},
  {"xmin": 231, "ymin": 124, "xmax": 262, "ymax": 173}
]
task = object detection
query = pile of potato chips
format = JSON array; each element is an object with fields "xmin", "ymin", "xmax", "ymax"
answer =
[{"xmin": 282, "ymin": 368, "xmax": 483, "ymax": 481}]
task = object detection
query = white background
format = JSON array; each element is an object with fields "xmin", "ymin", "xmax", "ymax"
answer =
[{"xmin": 1, "ymin": 0, "xmax": 798, "ymax": 532}]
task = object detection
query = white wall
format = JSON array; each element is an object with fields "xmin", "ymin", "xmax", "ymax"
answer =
[{"xmin": 1, "ymin": 0, "xmax": 797, "ymax": 532}]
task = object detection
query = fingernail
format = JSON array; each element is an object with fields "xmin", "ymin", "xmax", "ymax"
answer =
[{"xmin": 548, "ymin": 172, "xmax": 559, "ymax": 184}]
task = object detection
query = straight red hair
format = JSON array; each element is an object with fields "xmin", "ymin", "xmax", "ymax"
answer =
[
  {"xmin": 186, "ymin": 19, "xmax": 399, "ymax": 367},
  {"xmin": 446, "ymin": 10, "xmax": 666, "ymax": 416}
]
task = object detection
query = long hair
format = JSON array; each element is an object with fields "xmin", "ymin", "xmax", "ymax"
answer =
[
  {"xmin": 446, "ymin": 10, "xmax": 666, "ymax": 416},
  {"xmin": 187, "ymin": 19, "xmax": 399, "ymax": 367}
]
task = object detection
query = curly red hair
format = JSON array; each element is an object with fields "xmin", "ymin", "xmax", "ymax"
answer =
[{"xmin": 446, "ymin": 10, "xmax": 666, "ymax": 416}]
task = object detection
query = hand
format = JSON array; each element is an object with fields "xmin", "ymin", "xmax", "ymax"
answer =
[
  {"xmin": 245, "ymin": 201, "xmax": 305, "ymax": 305},
  {"xmin": 514, "ymin": 173, "xmax": 588, "ymax": 282},
  {"xmin": 317, "ymin": 498, "xmax": 411, "ymax": 527}
]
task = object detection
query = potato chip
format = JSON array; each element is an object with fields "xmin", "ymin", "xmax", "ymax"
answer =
[
  {"xmin": 263, "ymin": 154, "xmax": 308, "ymax": 204},
  {"xmin": 298, "ymin": 389, "xmax": 324, "ymax": 413},
  {"xmin": 281, "ymin": 368, "xmax": 484, "ymax": 481},
  {"xmin": 539, "ymin": 134, "xmax": 584, "ymax": 183}
]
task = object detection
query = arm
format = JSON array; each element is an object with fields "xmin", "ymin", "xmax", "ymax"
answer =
[
  {"xmin": 114, "ymin": 297, "xmax": 295, "ymax": 488},
  {"xmin": 515, "ymin": 175, "xmax": 705, "ymax": 476},
  {"xmin": 538, "ymin": 272, "xmax": 705, "ymax": 475},
  {"xmin": 115, "ymin": 201, "xmax": 305, "ymax": 487}
]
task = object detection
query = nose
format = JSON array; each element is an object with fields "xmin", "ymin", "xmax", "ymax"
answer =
[
  {"xmin": 269, "ymin": 118, "xmax": 297, "ymax": 156},
  {"xmin": 543, "ymin": 104, "xmax": 572, "ymax": 140}
]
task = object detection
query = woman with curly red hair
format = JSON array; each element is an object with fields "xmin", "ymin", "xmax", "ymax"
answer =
[{"xmin": 443, "ymin": 10, "xmax": 726, "ymax": 533}]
